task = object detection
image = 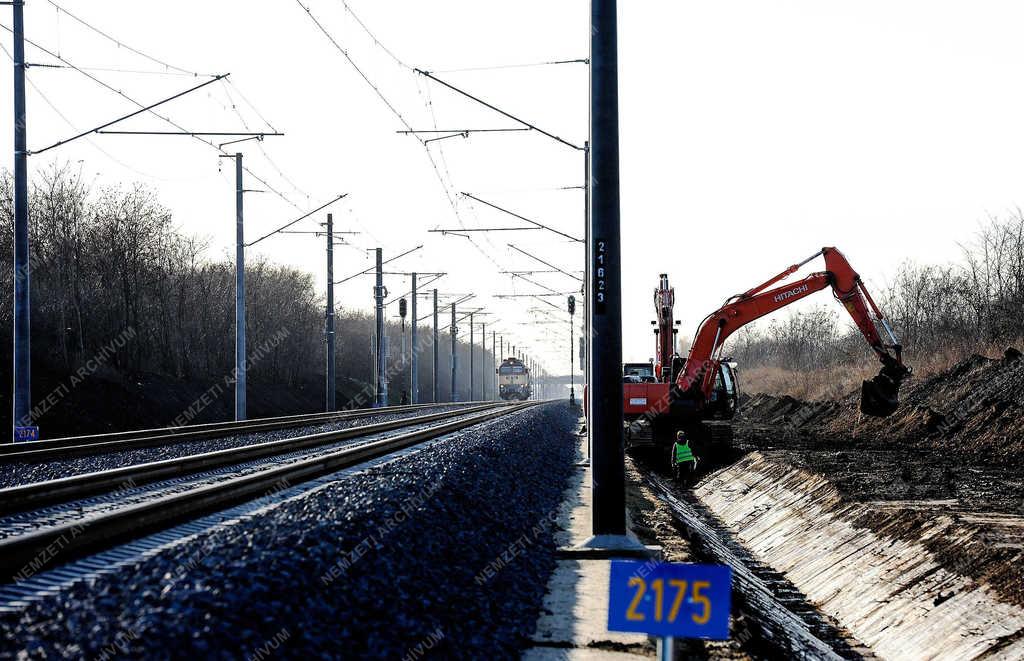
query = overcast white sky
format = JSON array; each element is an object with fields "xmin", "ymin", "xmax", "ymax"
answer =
[{"xmin": 3, "ymin": 1, "xmax": 1024, "ymax": 374}]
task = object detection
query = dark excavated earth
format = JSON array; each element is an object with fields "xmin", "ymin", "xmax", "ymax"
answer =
[
  {"xmin": 733, "ymin": 349, "xmax": 1024, "ymax": 512},
  {"xmin": 0, "ymin": 402, "xmax": 577, "ymax": 659},
  {"xmin": 727, "ymin": 349, "xmax": 1024, "ymax": 610}
]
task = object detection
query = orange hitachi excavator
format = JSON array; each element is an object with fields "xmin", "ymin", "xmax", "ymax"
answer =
[{"xmin": 623, "ymin": 247, "xmax": 911, "ymax": 462}]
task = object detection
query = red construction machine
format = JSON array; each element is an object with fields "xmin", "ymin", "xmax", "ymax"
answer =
[{"xmin": 624, "ymin": 247, "xmax": 911, "ymax": 461}]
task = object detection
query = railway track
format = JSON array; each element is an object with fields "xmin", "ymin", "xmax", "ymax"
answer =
[
  {"xmin": 0, "ymin": 401, "xmax": 533, "ymax": 582},
  {"xmin": 0, "ymin": 400, "xmax": 483, "ymax": 462},
  {"xmin": 642, "ymin": 471, "xmax": 873, "ymax": 660}
]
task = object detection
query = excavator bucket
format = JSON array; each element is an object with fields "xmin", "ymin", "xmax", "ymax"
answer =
[
  {"xmin": 860, "ymin": 376, "xmax": 899, "ymax": 417},
  {"xmin": 859, "ymin": 361, "xmax": 909, "ymax": 417}
]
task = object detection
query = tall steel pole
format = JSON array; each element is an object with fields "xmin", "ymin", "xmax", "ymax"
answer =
[
  {"xmin": 469, "ymin": 313, "xmax": 475, "ymax": 401},
  {"xmin": 530, "ymin": 357, "xmax": 535, "ymax": 400},
  {"xmin": 374, "ymin": 248, "xmax": 386, "ymax": 407},
  {"xmin": 432, "ymin": 289, "xmax": 439, "ymax": 402},
  {"xmin": 11, "ymin": 1, "xmax": 31, "ymax": 442},
  {"xmin": 491, "ymin": 330, "xmax": 496, "ymax": 400},
  {"xmin": 589, "ymin": 0, "xmax": 627, "ymax": 537},
  {"xmin": 527, "ymin": 355, "xmax": 532, "ymax": 400},
  {"xmin": 410, "ymin": 273, "xmax": 418, "ymax": 404},
  {"xmin": 481, "ymin": 322, "xmax": 487, "ymax": 400},
  {"xmin": 570, "ymin": 304, "xmax": 576, "ymax": 405},
  {"xmin": 450, "ymin": 302, "xmax": 457, "ymax": 401},
  {"xmin": 325, "ymin": 213, "xmax": 336, "ymax": 411},
  {"xmin": 583, "ymin": 140, "xmax": 591, "ymax": 395},
  {"xmin": 525, "ymin": 355, "xmax": 529, "ymax": 400},
  {"xmin": 234, "ymin": 154, "xmax": 246, "ymax": 421}
]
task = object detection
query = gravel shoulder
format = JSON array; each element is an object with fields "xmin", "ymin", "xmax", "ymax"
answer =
[{"xmin": 0, "ymin": 402, "xmax": 577, "ymax": 659}]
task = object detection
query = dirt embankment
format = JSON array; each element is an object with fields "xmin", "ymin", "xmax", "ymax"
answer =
[
  {"xmin": 739, "ymin": 347, "xmax": 1024, "ymax": 466},
  {"xmin": 731, "ymin": 348, "xmax": 1024, "ymax": 612}
]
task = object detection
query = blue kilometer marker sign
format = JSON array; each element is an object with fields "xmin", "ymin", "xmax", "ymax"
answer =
[
  {"xmin": 608, "ymin": 561, "xmax": 731, "ymax": 639},
  {"xmin": 14, "ymin": 426, "xmax": 38, "ymax": 442}
]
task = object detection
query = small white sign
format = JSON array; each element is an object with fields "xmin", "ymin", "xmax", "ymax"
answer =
[{"xmin": 629, "ymin": 398, "xmax": 647, "ymax": 406}]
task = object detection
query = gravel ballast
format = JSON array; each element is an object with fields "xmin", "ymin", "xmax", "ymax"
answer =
[
  {"xmin": 0, "ymin": 404, "xmax": 471, "ymax": 489},
  {"xmin": 1, "ymin": 402, "xmax": 578, "ymax": 659}
]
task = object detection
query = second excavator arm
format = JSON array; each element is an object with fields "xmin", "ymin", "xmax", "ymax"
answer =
[{"xmin": 675, "ymin": 247, "xmax": 910, "ymax": 417}]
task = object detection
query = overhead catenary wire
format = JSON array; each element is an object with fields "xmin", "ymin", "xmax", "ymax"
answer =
[
  {"xmin": 95, "ymin": 131, "xmax": 281, "ymax": 137},
  {"xmin": 494, "ymin": 292, "xmax": 572, "ymax": 298},
  {"xmin": 411, "ymin": 48, "xmax": 507, "ymax": 268},
  {"xmin": 502, "ymin": 269, "xmax": 582, "ymax": 276},
  {"xmin": 462, "ymin": 192, "xmax": 582, "ymax": 242},
  {"xmin": 384, "ymin": 274, "xmax": 446, "ymax": 307},
  {"xmin": 25, "ymin": 63, "xmax": 214, "ymax": 77},
  {"xmin": 416, "ymin": 294, "xmax": 474, "ymax": 323},
  {"xmin": 294, "ymin": 0, "xmax": 508, "ymax": 272},
  {"xmin": 246, "ymin": 193, "xmax": 349, "ymax": 247},
  {"xmin": 1, "ymin": 42, "xmax": 199, "ymax": 182},
  {"xmin": 429, "ymin": 58, "xmax": 588, "ymax": 74},
  {"xmin": 30, "ymin": 74, "xmax": 229, "ymax": 155},
  {"xmin": 410, "ymin": 47, "xmax": 511, "ymax": 268},
  {"xmin": 0, "ymin": 24, "xmax": 306, "ymax": 212},
  {"xmin": 225, "ymin": 79, "xmax": 281, "ymax": 133},
  {"xmin": 220, "ymin": 80, "xmax": 311, "ymax": 202},
  {"xmin": 338, "ymin": 0, "xmax": 411, "ymax": 69},
  {"xmin": 414, "ymin": 68, "xmax": 584, "ymax": 152},
  {"xmin": 295, "ymin": 1, "xmax": 414, "ymax": 130},
  {"xmin": 429, "ymin": 227, "xmax": 539, "ymax": 233},
  {"xmin": 507, "ymin": 244, "xmax": 584, "ymax": 282},
  {"xmin": 417, "ymin": 79, "xmax": 481, "ymax": 243},
  {"xmin": 530, "ymin": 295, "xmax": 565, "ymax": 312},
  {"xmin": 325, "ymin": 2, "xmax": 554, "ymax": 295},
  {"xmin": 44, "ymin": 0, "xmax": 210, "ymax": 77},
  {"xmin": 411, "ymin": 48, "xmax": 588, "ymax": 306},
  {"xmin": 294, "ymin": 5, "xmax": 574, "ymax": 365},
  {"xmin": 334, "ymin": 245, "xmax": 424, "ymax": 286},
  {"xmin": 508, "ymin": 273, "xmax": 563, "ymax": 295}
]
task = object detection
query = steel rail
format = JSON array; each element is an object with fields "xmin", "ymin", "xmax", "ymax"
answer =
[
  {"xmin": 0, "ymin": 403, "xmax": 510, "ymax": 516},
  {"xmin": 0, "ymin": 401, "xmax": 491, "ymax": 462},
  {"xmin": 0, "ymin": 402, "xmax": 537, "ymax": 580},
  {"xmin": 644, "ymin": 473, "xmax": 859, "ymax": 661}
]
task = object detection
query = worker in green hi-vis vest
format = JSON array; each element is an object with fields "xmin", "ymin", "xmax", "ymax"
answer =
[{"xmin": 672, "ymin": 430, "xmax": 699, "ymax": 481}]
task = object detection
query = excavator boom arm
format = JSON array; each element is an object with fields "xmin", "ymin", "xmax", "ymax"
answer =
[{"xmin": 675, "ymin": 247, "xmax": 909, "ymax": 416}]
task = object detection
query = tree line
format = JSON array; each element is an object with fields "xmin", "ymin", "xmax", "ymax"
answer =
[
  {"xmin": 726, "ymin": 214, "xmax": 1024, "ymax": 397},
  {"xmin": 0, "ymin": 166, "xmax": 497, "ymax": 433}
]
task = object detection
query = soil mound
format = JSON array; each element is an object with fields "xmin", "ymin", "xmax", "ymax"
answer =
[{"xmin": 739, "ymin": 348, "xmax": 1024, "ymax": 466}]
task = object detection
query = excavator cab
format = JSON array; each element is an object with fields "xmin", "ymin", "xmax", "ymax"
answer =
[{"xmin": 707, "ymin": 361, "xmax": 740, "ymax": 419}]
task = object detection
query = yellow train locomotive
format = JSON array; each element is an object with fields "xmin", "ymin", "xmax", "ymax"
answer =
[{"xmin": 497, "ymin": 357, "xmax": 532, "ymax": 401}]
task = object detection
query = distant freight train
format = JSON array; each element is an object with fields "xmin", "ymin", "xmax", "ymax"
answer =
[{"xmin": 497, "ymin": 357, "xmax": 532, "ymax": 401}]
